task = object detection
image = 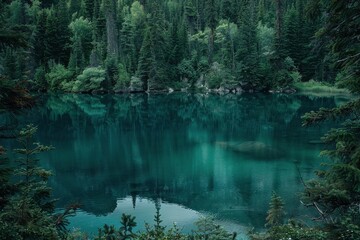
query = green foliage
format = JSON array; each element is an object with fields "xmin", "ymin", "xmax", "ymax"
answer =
[
  {"xmin": 265, "ymin": 192, "xmax": 285, "ymax": 227},
  {"xmin": 205, "ymin": 62, "xmax": 235, "ymax": 89},
  {"xmin": 105, "ymin": 56, "xmax": 118, "ymax": 89},
  {"xmin": 114, "ymin": 63, "xmax": 131, "ymax": 91},
  {"xmin": 322, "ymin": 0, "xmax": 360, "ymax": 94},
  {"xmin": 294, "ymin": 79, "xmax": 349, "ymax": 94},
  {"xmin": 33, "ymin": 66, "xmax": 47, "ymax": 90},
  {"xmin": 44, "ymin": 1, "xmax": 70, "ymax": 66},
  {"xmin": 257, "ymin": 22, "xmax": 275, "ymax": 57},
  {"xmin": 119, "ymin": 214, "xmax": 137, "ymax": 239},
  {"xmin": 272, "ymin": 57, "xmax": 301, "ymax": 89},
  {"xmin": 2, "ymin": 0, "xmax": 324, "ymax": 92},
  {"xmin": 2, "ymin": 48, "xmax": 17, "ymax": 80},
  {"xmin": 96, "ymin": 214, "xmax": 138, "ymax": 240},
  {"xmin": 0, "ymin": 125, "xmax": 59, "ymax": 240},
  {"xmin": 250, "ymin": 223, "xmax": 329, "ymax": 240},
  {"xmin": 46, "ymin": 63, "xmax": 73, "ymax": 90},
  {"xmin": 0, "ymin": 76, "xmax": 34, "ymax": 109},
  {"xmin": 298, "ymin": 1, "xmax": 360, "ymax": 238},
  {"xmin": 69, "ymin": 17, "xmax": 93, "ymax": 64},
  {"xmin": 94, "ymin": 208, "xmax": 236, "ymax": 240},
  {"xmin": 72, "ymin": 67, "xmax": 106, "ymax": 92},
  {"xmin": 0, "ymin": 147, "xmax": 12, "ymax": 210},
  {"xmin": 129, "ymin": 76, "xmax": 143, "ymax": 92},
  {"xmin": 268, "ymin": 224, "xmax": 329, "ymax": 240},
  {"xmin": 177, "ymin": 59, "xmax": 196, "ymax": 87},
  {"xmin": 68, "ymin": 16, "xmax": 93, "ymax": 74},
  {"xmin": 192, "ymin": 217, "xmax": 236, "ymax": 240},
  {"xmin": 34, "ymin": 10, "xmax": 48, "ymax": 66}
]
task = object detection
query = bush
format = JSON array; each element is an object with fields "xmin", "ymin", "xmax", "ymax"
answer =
[
  {"xmin": 269, "ymin": 225, "xmax": 329, "ymax": 240},
  {"xmin": 72, "ymin": 67, "xmax": 106, "ymax": 92},
  {"xmin": 129, "ymin": 76, "xmax": 143, "ymax": 92},
  {"xmin": 46, "ymin": 64, "xmax": 73, "ymax": 91},
  {"xmin": 205, "ymin": 62, "xmax": 235, "ymax": 89},
  {"xmin": 293, "ymin": 79, "xmax": 349, "ymax": 94},
  {"xmin": 272, "ymin": 57, "xmax": 302, "ymax": 89},
  {"xmin": 94, "ymin": 213, "xmax": 236, "ymax": 240}
]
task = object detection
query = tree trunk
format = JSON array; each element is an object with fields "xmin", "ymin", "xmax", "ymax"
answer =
[
  {"xmin": 105, "ymin": 0, "xmax": 119, "ymax": 58},
  {"xmin": 275, "ymin": 0, "xmax": 283, "ymax": 40}
]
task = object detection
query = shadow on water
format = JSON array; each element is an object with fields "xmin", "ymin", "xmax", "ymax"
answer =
[{"xmin": 1, "ymin": 92, "xmax": 349, "ymax": 233}]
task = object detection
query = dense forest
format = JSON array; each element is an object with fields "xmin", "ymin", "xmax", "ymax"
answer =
[
  {"xmin": 0, "ymin": 0, "xmax": 343, "ymax": 93},
  {"xmin": 0, "ymin": 0, "xmax": 359, "ymax": 239}
]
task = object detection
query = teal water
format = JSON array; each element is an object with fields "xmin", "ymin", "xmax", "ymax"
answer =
[{"xmin": 2, "ymin": 93, "xmax": 349, "ymax": 237}]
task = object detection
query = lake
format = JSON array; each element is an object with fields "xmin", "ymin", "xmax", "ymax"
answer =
[{"xmin": 1, "ymin": 92, "xmax": 348, "ymax": 237}]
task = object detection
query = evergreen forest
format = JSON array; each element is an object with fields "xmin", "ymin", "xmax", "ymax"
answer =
[
  {"xmin": 0, "ymin": 0, "xmax": 348, "ymax": 93},
  {"xmin": 0, "ymin": 0, "xmax": 359, "ymax": 239}
]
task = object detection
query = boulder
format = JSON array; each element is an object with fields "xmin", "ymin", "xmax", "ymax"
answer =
[{"xmin": 216, "ymin": 141, "xmax": 284, "ymax": 160}]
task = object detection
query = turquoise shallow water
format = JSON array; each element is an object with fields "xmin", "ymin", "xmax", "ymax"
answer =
[{"xmin": 1, "ymin": 93, "xmax": 349, "ymax": 237}]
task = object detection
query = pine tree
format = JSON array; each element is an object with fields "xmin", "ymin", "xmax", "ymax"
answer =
[
  {"xmin": 69, "ymin": 16, "xmax": 93, "ymax": 68},
  {"xmin": 184, "ymin": 0, "xmax": 196, "ymax": 34},
  {"xmin": 3, "ymin": 48, "xmax": 17, "ymax": 80},
  {"xmin": 104, "ymin": 0, "xmax": 119, "ymax": 58},
  {"xmin": 69, "ymin": 0, "xmax": 81, "ymax": 16},
  {"xmin": 137, "ymin": 27, "xmax": 156, "ymax": 91},
  {"xmin": 220, "ymin": 0, "xmax": 237, "ymax": 23},
  {"xmin": 34, "ymin": 10, "xmax": 48, "ymax": 66},
  {"xmin": 84, "ymin": 0, "xmax": 95, "ymax": 20},
  {"xmin": 44, "ymin": 2, "xmax": 70, "ymax": 66},
  {"xmin": 136, "ymin": 0, "xmax": 168, "ymax": 91},
  {"xmin": 274, "ymin": 0, "xmax": 285, "ymax": 60},
  {"xmin": 301, "ymin": 1, "xmax": 360, "ymax": 238},
  {"xmin": 68, "ymin": 37, "xmax": 86, "ymax": 74},
  {"xmin": 265, "ymin": 192, "xmax": 285, "ymax": 227},
  {"xmin": 0, "ymin": 125, "xmax": 59, "ymax": 239},
  {"xmin": 205, "ymin": 0, "xmax": 217, "ymax": 64},
  {"xmin": 0, "ymin": 147, "xmax": 13, "ymax": 211},
  {"xmin": 167, "ymin": 19, "xmax": 188, "ymax": 81},
  {"xmin": 92, "ymin": 0, "xmax": 107, "ymax": 63},
  {"xmin": 120, "ymin": 14, "xmax": 136, "ymax": 73},
  {"xmin": 55, "ymin": 0, "xmax": 70, "ymax": 65},
  {"xmin": 236, "ymin": 0, "xmax": 259, "ymax": 85}
]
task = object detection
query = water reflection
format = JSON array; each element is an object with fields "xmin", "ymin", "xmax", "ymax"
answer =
[{"xmin": 8, "ymin": 93, "xmax": 348, "ymax": 233}]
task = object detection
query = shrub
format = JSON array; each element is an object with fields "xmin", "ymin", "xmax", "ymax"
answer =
[
  {"xmin": 129, "ymin": 76, "xmax": 143, "ymax": 92},
  {"xmin": 46, "ymin": 64, "xmax": 73, "ymax": 91},
  {"xmin": 94, "ymin": 213, "xmax": 236, "ymax": 240},
  {"xmin": 205, "ymin": 62, "xmax": 235, "ymax": 89},
  {"xmin": 72, "ymin": 67, "xmax": 105, "ymax": 92}
]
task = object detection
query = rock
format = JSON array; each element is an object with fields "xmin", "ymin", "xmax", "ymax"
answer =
[
  {"xmin": 236, "ymin": 87, "xmax": 243, "ymax": 92},
  {"xmin": 216, "ymin": 141, "xmax": 283, "ymax": 160},
  {"xmin": 91, "ymin": 89, "xmax": 112, "ymax": 94},
  {"xmin": 308, "ymin": 140, "xmax": 325, "ymax": 144},
  {"xmin": 283, "ymin": 88, "xmax": 296, "ymax": 94},
  {"xmin": 114, "ymin": 88, "xmax": 130, "ymax": 94}
]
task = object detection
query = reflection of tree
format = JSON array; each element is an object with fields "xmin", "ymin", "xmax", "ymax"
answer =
[{"xmin": 16, "ymin": 93, "xmax": 341, "ymax": 226}]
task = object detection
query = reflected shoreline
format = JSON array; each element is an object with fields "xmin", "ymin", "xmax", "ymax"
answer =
[{"xmin": 3, "ymin": 93, "xmax": 347, "ymax": 232}]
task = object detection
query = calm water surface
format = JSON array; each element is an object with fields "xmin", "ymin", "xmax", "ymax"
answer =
[{"xmin": 3, "ymin": 93, "xmax": 349, "ymax": 237}]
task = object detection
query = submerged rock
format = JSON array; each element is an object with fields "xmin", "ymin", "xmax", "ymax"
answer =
[
  {"xmin": 308, "ymin": 140, "xmax": 325, "ymax": 144},
  {"xmin": 216, "ymin": 141, "xmax": 284, "ymax": 160}
]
